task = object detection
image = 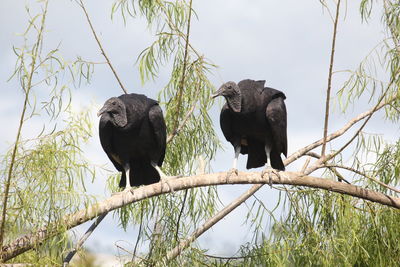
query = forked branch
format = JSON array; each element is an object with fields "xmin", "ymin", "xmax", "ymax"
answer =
[{"xmin": 2, "ymin": 169, "xmax": 400, "ymax": 262}]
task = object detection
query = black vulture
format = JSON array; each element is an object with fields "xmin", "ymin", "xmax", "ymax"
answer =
[
  {"xmin": 98, "ymin": 93, "xmax": 167, "ymax": 191},
  {"xmin": 212, "ymin": 79, "xmax": 287, "ymax": 179}
]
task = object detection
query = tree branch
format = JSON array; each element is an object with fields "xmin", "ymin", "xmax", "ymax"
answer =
[
  {"xmin": 161, "ymin": 95, "xmax": 396, "ymax": 261},
  {"xmin": 1, "ymin": 95, "xmax": 396, "ymax": 262},
  {"xmin": 160, "ymin": 184, "xmax": 263, "ymax": 265},
  {"xmin": 2, "ymin": 169, "xmax": 400, "ymax": 262},
  {"xmin": 171, "ymin": 0, "xmax": 193, "ymax": 133},
  {"xmin": 78, "ymin": 0, "xmax": 128, "ymax": 94},
  {"xmin": 322, "ymin": 0, "xmax": 341, "ymax": 156},
  {"xmin": 327, "ymin": 164, "xmax": 400, "ymax": 194},
  {"xmin": 62, "ymin": 212, "xmax": 108, "ymax": 266}
]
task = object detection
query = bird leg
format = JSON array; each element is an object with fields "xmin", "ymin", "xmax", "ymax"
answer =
[
  {"xmin": 226, "ymin": 145, "xmax": 241, "ymax": 181},
  {"xmin": 261, "ymin": 144, "xmax": 281, "ymax": 187},
  {"xmin": 119, "ymin": 168, "xmax": 136, "ymax": 198},
  {"xmin": 152, "ymin": 162, "xmax": 175, "ymax": 193}
]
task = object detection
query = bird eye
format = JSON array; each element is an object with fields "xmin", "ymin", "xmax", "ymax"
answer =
[{"xmin": 227, "ymin": 85, "xmax": 232, "ymax": 89}]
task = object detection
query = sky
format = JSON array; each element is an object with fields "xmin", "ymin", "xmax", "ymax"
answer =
[{"xmin": 0, "ymin": 0, "xmax": 397, "ymax": 264}]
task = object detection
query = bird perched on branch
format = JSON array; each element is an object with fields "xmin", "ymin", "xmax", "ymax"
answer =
[
  {"xmin": 212, "ymin": 79, "xmax": 287, "ymax": 182},
  {"xmin": 98, "ymin": 93, "xmax": 167, "ymax": 191}
]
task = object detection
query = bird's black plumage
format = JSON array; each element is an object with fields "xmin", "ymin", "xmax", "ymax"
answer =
[
  {"xmin": 213, "ymin": 79, "xmax": 287, "ymax": 170},
  {"xmin": 98, "ymin": 93, "xmax": 166, "ymax": 188}
]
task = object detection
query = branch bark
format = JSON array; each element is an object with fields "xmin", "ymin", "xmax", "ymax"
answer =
[
  {"xmin": 1, "ymin": 94, "xmax": 396, "ymax": 262},
  {"xmin": 2, "ymin": 169, "xmax": 400, "ymax": 262},
  {"xmin": 161, "ymin": 95, "xmax": 396, "ymax": 261}
]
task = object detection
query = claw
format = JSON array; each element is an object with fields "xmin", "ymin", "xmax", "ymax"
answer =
[
  {"xmin": 262, "ymin": 168, "xmax": 281, "ymax": 187},
  {"xmin": 161, "ymin": 177, "xmax": 175, "ymax": 193},
  {"xmin": 226, "ymin": 168, "xmax": 238, "ymax": 182}
]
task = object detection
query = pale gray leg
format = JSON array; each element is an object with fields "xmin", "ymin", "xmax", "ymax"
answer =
[
  {"xmin": 122, "ymin": 167, "xmax": 135, "ymax": 195},
  {"xmin": 151, "ymin": 162, "xmax": 174, "ymax": 193},
  {"xmin": 262, "ymin": 142, "xmax": 279, "ymax": 186},
  {"xmin": 226, "ymin": 145, "xmax": 240, "ymax": 179},
  {"xmin": 232, "ymin": 145, "xmax": 241, "ymax": 170}
]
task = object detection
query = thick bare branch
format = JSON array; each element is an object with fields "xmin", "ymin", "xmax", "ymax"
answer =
[
  {"xmin": 162, "ymin": 95, "xmax": 396, "ymax": 261},
  {"xmin": 2, "ymin": 169, "xmax": 400, "ymax": 262}
]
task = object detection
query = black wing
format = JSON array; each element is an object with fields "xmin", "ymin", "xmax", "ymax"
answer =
[
  {"xmin": 99, "ymin": 117, "xmax": 124, "ymax": 171},
  {"xmin": 238, "ymin": 79, "xmax": 265, "ymax": 94},
  {"xmin": 220, "ymin": 103, "xmax": 234, "ymax": 143},
  {"xmin": 148, "ymin": 104, "xmax": 167, "ymax": 166},
  {"xmin": 265, "ymin": 96, "xmax": 287, "ymax": 156}
]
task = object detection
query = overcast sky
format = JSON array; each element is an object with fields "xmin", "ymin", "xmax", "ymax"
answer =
[{"xmin": 0, "ymin": 0, "xmax": 395, "ymax": 263}]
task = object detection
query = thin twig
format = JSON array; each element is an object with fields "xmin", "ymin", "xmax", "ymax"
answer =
[
  {"xmin": 322, "ymin": 0, "xmax": 341, "ymax": 156},
  {"xmin": 327, "ymin": 164, "xmax": 400, "ymax": 194},
  {"xmin": 78, "ymin": 0, "xmax": 128, "ymax": 94},
  {"xmin": 160, "ymin": 184, "xmax": 263, "ymax": 265},
  {"xmin": 305, "ymin": 152, "xmax": 351, "ymax": 184},
  {"xmin": 171, "ymin": 0, "xmax": 194, "ymax": 133},
  {"xmin": 132, "ymin": 207, "xmax": 144, "ymax": 261},
  {"xmin": 1, "ymin": 96, "xmax": 396, "ymax": 262},
  {"xmin": 175, "ymin": 190, "xmax": 188, "ymax": 242},
  {"xmin": 160, "ymin": 95, "xmax": 395, "ymax": 263},
  {"xmin": 0, "ymin": 0, "xmax": 49, "ymax": 254},
  {"xmin": 4, "ymin": 170, "xmax": 400, "ymax": 261},
  {"xmin": 167, "ymin": 96, "xmax": 197, "ymax": 143},
  {"xmin": 62, "ymin": 212, "xmax": 108, "ymax": 266}
]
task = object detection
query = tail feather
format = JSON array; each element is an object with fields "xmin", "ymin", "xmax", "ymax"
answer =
[
  {"xmin": 246, "ymin": 139, "xmax": 267, "ymax": 169},
  {"xmin": 130, "ymin": 160, "xmax": 160, "ymax": 186},
  {"xmin": 270, "ymin": 150, "xmax": 285, "ymax": 171}
]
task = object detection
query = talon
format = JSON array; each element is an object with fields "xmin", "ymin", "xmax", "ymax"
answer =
[
  {"xmin": 226, "ymin": 168, "xmax": 238, "ymax": 182},
  {"xmin": 262, "ymin": 168, "xmax": 280, "ymax": 188},
  {"xmin": 161, "ymin": 178, "xmax": 175, "ymax": 193}
]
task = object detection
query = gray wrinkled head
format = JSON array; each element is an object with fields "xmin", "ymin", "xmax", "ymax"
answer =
[
  {"xmin": 212, "ymin": 81, "xmax": 240, "ymax": 99},
  {"xmin": 97, "ymin": 97, "xmax": 127, "ymax": 127},
  {"xmin": 212, "ymin": 81, "xmax": 241, "ymax": 112}
]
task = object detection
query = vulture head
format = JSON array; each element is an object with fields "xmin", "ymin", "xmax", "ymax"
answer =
[
  {"xmin": 97, "ymin": 97, "xmax": 128, "ymax": 127},
  {"xmin": 212, "ymin": 81, "xmax": 241, "ymax": 112}
]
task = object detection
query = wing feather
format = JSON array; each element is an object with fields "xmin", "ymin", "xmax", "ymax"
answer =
[
  {"xmin": 266, "ymin": 96, "xmax": 287, "ymax": 156},
  {"xmin": 148, "ymin": 104, "xmax": 167, "ymax": 166}
]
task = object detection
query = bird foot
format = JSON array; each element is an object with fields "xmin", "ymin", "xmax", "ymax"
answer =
[
  {"xmin": 111, "ymin": 187, "xmax": 135, "ymax": 203},
  {"xmin": 261, "ymin": 168, "xmax": 281, "ymax": 187},
  {"xmin": 122, "ymin": 186, "xmax": 135, "ymax": 194},
  {"xmin": 226, "ymin": 168, "xmax": 238, "ymax": 182},
  {"xmin": 161, "ymin": 177, "xmax": 175, "ymax": 193}
]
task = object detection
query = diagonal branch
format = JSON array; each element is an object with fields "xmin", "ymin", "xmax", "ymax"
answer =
[
  {"xmin": 1, "ymin": 96, "xmax": 396, "ymax": 262},
  {"xmin": 62, "ymin": 212, "xmax": 108, "ymax": 266},
  {"xmin": 160, "ymin": 185, "xmax": 263, "ymax": 265},
  {"xmin": 327, "ymin": 164, "xmax": 400, "ymax": 194},
  {"xmin": 162, "ymin": 94, "xmax": 396, "ymax": 261},
  {"xmin": 78, "ymin": 0, "xmax": 128, "ymax": 94},
  {"xmin": 322, "ymin": 0, "xmax": 341, "ymax": 156},
  {"xmin": 3, "ymin": 170, "xmax": 400, "ymax": 262}
]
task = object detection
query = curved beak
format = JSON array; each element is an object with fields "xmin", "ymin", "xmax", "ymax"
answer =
[
  {"xmin": 211, "ymin": 87, "xmax": 224, "ymax": 99},
  {"xmin": 97, "ymin": 105, "xmax": 107, "ymax": 117}
]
